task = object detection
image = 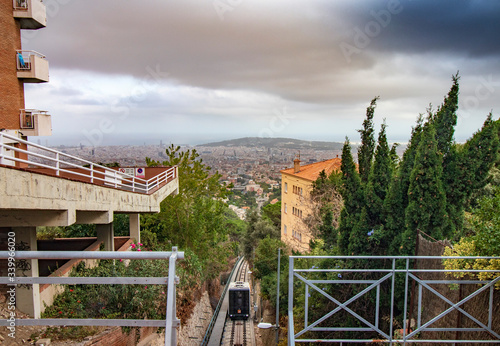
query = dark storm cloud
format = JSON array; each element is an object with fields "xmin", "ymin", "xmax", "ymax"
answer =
[
  {"xmin": 21, "ymin": 0, "xmax": 375, "ymax": 104},
  {"xmin": 338, "ymin": 0, "xmax": 500, "ymax": 57},
  {"xmin": 24, "ymin": 1, "xmax": 500, "ymax": 94}
]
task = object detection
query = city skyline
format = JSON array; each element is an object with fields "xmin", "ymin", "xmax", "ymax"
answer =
[{"xmin": 21, "ymin": 0, "xmax": 500, "ymax": 146}]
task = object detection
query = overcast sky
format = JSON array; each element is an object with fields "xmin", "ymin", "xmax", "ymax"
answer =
[{"xmin": 23, "ymin": 0, "xmax": 500, "ymax": 147}]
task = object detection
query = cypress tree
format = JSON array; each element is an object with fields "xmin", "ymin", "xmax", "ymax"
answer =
[
  {"xmin": 319, "ymin": 209, "xmax": 336, "ymax": 250},
  {"xmin": 441, "ymin": 144, "xmax": 462, "ymax": 236},
  {"xmin": 366, "ymin": 121, "xmax": 392, "ymax": 228},
  {"xmin": 431, "ymin": 74, "xmax": 460, "ymax": 235},
  {"xmin": 357, "ymin": 97, "xmax": 378, "ymax": 184},
  {"xmin": 337, "ymin": 138, "xmax": 364, "ymax": 254},
  {"xmin": 401, "ymin": 123, "xmax": 447, "ymax": 255},
  {"xmin": 432, "ymin": 73, "xmax": 459, "ymax": 157},
  {"xmin": 389, "ymin": 143, "xmax": 400, "ymax": 170},
  {"xmin": 440, "ymin": 114, "xmax": 499, "ymax": 237},
  {"xmin": 397, "ymin": 115, "xmax": 425, "ymax": 210},
  {"xmin": 458, "ymin": 114, "xmax": 500, "ymax": 199},
  {"xmin": 348, "ymin": 207, "xmax": 371, "ymax": 255},
  {"xmin": 383, "ymin": 116, "xmax": 424, "ymax": 254}
]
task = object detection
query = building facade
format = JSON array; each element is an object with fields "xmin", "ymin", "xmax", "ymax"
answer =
[
  {"xmin": 1, "ymin": 0, "xmax": 50, "ymax": 167},
  {"xmin": 280, "ymin": 157, "xmax": 341, "ymax": 252}
]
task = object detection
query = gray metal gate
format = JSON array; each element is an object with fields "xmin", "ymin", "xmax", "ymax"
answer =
[{"xmin": 288, "ymin": 255, "xmax": 500, "ymax": 344}]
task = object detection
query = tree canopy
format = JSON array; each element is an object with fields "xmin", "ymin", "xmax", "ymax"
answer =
[{"xmin": 315, "ymin": 74, "xmax": 500, "ymax": 257}]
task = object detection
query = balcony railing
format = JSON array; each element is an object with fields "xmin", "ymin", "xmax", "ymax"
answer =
[
  {"xmin": 18, "ymin": 109, "xmax": 52, "ymax": 136},
  {"xmin": 0, "ymin": 131, "xmax": 177, "ymax": 194},
  {"xmin": 13, "ymin": 0, "xmax": 47, "ymax": 29},
  {"xmin": 19, "ymin": 109, "xmax": 47, "ymax": 129},
  {"xmin": 13, "ymin": 0, "xmax": 28, "ymax": 10},
  {"xmin": 16, "ymin": 50, "xmax": 49, "ymax": 82},
  {"xmin": 16, "ymin": 50, "xmax": 44, "ymax": 70}
]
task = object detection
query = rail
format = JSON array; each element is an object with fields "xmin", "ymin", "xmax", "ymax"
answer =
[
  {"xmin": 0, "ymin": 247, "xmax": 184, "ymax": 346},
  {"xmin": 19, "ymin": 109, "xmax": 48, "ymax": 129},
  {"xmin": 0, "ymin": 131, "xmax": 177, "ymax": 194},
  {"xmin": 13, "ymin": 0, "xmax": 29, "ymax": 10},
  {"xmin": 288, "ymin": 255, "xmax": 500, "ymax": 344},
  {"xmin": 16, "ymin": 50, "xmax": 46, "ymax": 70}
]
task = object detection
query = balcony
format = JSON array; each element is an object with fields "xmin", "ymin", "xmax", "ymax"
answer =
[
  {"xmin": 13, "ymin": 0, "xmax": 47, "ymax": 29},
  {"xmin": 16, "ymin": 50, "xmax": 49, "ymax": 83},
  {"xmin": 19, "ymin": 109, "xmax": 52, "ymax": 136}
]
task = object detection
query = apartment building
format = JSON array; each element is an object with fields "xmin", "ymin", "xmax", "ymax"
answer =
[
  {"xmin": 1, "ymin": 0, "xmax": 50, "ymax": 166},
  {"xmin": 280, "ymin": 157, "xmax": 341, "ymax": 252}
]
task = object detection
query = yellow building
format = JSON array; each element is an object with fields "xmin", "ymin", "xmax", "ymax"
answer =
[{"xmin": 280, "ymin": 158, "xmax": 341, "ymax": 252}]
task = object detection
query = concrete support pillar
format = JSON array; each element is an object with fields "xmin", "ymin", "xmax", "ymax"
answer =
[
  {"xmin": 14, "ymin": 227, "xmax": 41, "ymax": 318},
  {"xmin": 129, "ymin": 213, "xmax": 140, "ymax": 243},
  {"xmin": 96, "ymin": 223, "xmax": 114, "ymax": 251}
]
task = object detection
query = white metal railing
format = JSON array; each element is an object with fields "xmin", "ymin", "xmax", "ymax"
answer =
[
  {"xmin": 0, "ymin": 131, "xmax": 177, "ymax": 194},
  {"xmin": 13, "ymin": 0, "xmax": 28, "ymax": 10},
  {"xmin": 16, "ymin": 50, "xmax": 46, "ymax": 70},
  {"xmin": 288, "ymin": 255, "xmax": 500, "ymax": 344},
  {"xmin": 0, "ymin": 247, "xmax": 183, "ymax": 346},
  {"xmin": 19, "ymin": 109, "xmax": 48, "ymax": 129}
]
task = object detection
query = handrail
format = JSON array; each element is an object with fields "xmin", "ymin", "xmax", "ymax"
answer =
[
  {"xmin": 19, "ymin": 109, "xmax": 49, "ymax": 129},
  {"xmin": 16, "ymin": 50, "xmax": 46, "ymax": 71},
  {"xmin": 16, "ymin": 50, "xmax": 46, "ymax": 59},
  {"xmin": 0, "ymin": 131, "xmax": 176, "ymax": 194},
  {"xmin": 0, "ymin": 248, "xmax": 183, "ymax": 346},
  {"xmin": 13, "ymin": 0, "xmax": 28, "ymax": 10}
]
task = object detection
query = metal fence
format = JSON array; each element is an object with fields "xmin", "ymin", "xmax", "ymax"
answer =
[
  {"xmin": 0, "ymin": 248, "xmax": 184, "ymax": 346},
  {"xmin": 0, "ymin": 131, "xmax": 176, "ymax": 194},
  {"xmin": 288, "ymin": 255, "xmax": 500, "ymax": 344}
]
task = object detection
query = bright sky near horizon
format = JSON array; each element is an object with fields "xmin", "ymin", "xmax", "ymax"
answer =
[{"xmin": 22, "ymin": 0, "xmax": 500, "ymax": 147}]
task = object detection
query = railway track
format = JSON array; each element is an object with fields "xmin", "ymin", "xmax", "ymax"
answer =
[
  {"xmin": 203, "ymin": 258, "xmax": 255, "ymax": 346},
  {"xmin": 222, "ymin": 260, "xmax": 254, "ymax": 346},
  {"xmin": 228, "ymin": 319, "xmax": 248, "ymax": 346},
  {"xmin": 235, "ymin": 260, "xmax": 249, "ymax": 283}
]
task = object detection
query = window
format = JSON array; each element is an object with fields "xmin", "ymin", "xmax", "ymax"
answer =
[
  {"xmin": 292, "ymin": 185, "xmax": 303, "ymax": 196},
  {"xmin": 292, "ymin": 230, "xmax": 302, "ymax": 241},
  {"xmin": 284, "ymin": 203, "xmax": 287, "ymax": 213},
  {"xmin": 284, "ymin": 225, "xmax": 287, "ymax": 235},
  {"xmin": 292, "ymin": 207, "xmax": 303, "ymax": 218},
  {"xmin": 285, "ymin": 182, "xmax": 288, "ymax": 193}
]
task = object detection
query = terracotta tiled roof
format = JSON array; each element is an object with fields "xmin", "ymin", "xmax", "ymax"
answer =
[{"xmin": 280, "ymin": 158, "xmax": 342, "ymax": 181}]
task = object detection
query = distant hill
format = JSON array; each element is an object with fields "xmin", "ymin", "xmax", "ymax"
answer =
[{"xmin": 199, "ymin": 137, "xmax": 345, "ymax": 150}]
